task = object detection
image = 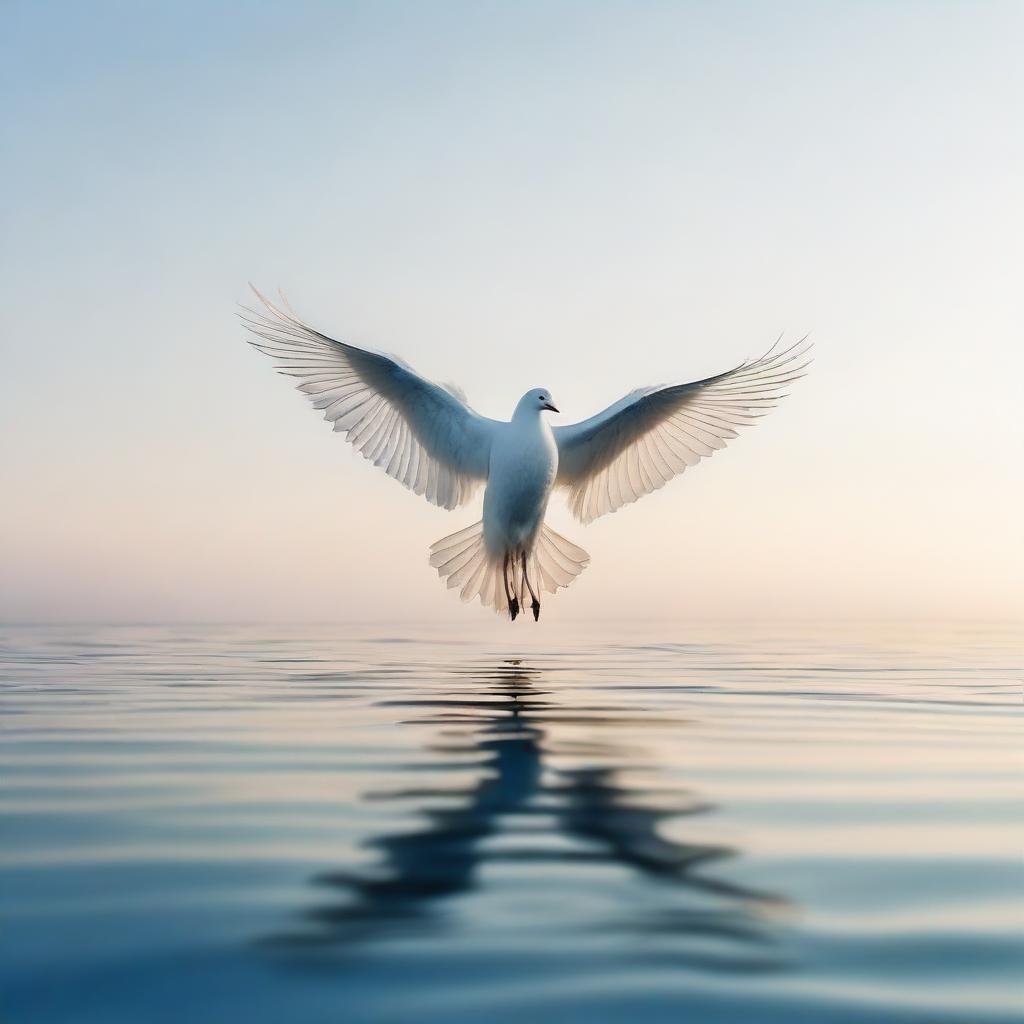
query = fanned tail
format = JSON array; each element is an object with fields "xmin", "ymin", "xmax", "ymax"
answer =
[{"xmin": 429, "ymin": 520, "xmax": 590, "ymax": 616}]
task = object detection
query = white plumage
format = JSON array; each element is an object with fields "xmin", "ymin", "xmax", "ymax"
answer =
[{"xmin": 241, "ymin": 287, "xmax": 811, "ymax": 620}]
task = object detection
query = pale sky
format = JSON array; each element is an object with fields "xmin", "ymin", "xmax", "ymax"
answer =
[{"xmin": 2, "ymin": 1, "xmax": 1022, "ymax": 624}]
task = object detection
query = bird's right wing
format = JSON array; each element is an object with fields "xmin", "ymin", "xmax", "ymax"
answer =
[
  {"xmin": 241, "ymin": 287, "xmax": 497, "ymax": 510},
  {"xmin": 554, "ymin": 338, "xmax": 811, "ymax": 523}
]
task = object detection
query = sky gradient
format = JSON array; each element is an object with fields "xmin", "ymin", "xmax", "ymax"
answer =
[{"xmin": 2, "ymin": 0, "xmax": 1022, "ymax": 623}]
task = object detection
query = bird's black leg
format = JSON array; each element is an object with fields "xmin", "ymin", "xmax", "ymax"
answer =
[
  {"xmin": 521, "ymin": 552, "xmax": 541, "ymax": 621},
  {"xmin": 503, "ymin": 552, "xmax": 518, "ymax": 621}
]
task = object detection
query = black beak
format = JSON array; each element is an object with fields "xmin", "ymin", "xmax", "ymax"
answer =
[{"xmin": 543, "ymin": 402, "xmax": 559, "ymax": 413}]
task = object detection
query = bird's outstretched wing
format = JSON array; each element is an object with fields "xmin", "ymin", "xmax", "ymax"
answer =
[
  {"xmin": 241, "ymin": 287, "xmax": 497, "ymax": 510},
  {"xmin": 554, "ymin": 338, "xmax": 812, "ymax": 523}
]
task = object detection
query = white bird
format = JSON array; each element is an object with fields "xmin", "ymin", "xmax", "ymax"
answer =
[{"xmin": 241, "ymin": 287, "xmax": 811, "ymax": 621}]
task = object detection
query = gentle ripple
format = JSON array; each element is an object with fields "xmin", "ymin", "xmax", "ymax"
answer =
[{"xmin": 0, "ymin": 621, "xmax": 1021, "ymax": 1023}]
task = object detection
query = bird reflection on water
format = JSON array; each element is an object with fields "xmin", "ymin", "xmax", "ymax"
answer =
[{"xmin": 271, "ymin": 660, "xmax": 789, "ymax": 966}]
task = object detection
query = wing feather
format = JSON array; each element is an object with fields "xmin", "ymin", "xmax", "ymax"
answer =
[
  {"xmin": 554, "ymin": 338, "xmax": 811, "ymax": 523},
  {"xmin": 241, "ymin": 287, "xmax": 497, "ymax": 510}
]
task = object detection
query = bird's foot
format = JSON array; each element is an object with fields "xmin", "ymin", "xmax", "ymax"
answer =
[
  {"xmin": 509, "ymin": 598, "xmax": 519, "ymax": 621},
  {"xmin": 531, "ymin": 599, "xmax": 540, "ymax": 622}
]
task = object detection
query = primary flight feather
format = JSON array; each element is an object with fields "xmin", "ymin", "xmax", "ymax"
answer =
[{"xmin": 241, "ymin": 287, "xmax": 811, "ymax": 621}]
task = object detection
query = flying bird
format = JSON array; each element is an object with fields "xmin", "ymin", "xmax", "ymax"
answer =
[{"xmin": 241, "ymin": 287, "xmax": 810, "ymax": 621}]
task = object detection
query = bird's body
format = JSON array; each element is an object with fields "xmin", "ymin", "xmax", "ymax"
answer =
[
  {"xmin": 483, "ymin": 396, "xmax": 559, "ymax": 558},
  {"xmin": 242, "ymin": 287, "xmax": 810, "ymax": 621}
]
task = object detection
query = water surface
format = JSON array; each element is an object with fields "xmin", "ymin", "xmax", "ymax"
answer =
[{"xmin": 1, "ymin": 621, "xmax": 1021, "ymax": 1023}]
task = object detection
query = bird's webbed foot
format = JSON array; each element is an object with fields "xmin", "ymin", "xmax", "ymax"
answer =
[
  {"xmin": 531, "ymin": 598, "xmax": 540, "ymax": 622},
  {"xmin": 508, "ymin": 597, "xmax": 519, "ymax": 621}
]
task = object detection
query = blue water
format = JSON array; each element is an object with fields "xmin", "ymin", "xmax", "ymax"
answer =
[{"xmin": 1, "ymin": 621, "xmax": 1021, "ymax": 1023}]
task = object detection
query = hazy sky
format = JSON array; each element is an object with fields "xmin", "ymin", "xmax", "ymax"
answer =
[{"xmin": 2, "ymin": 1, "xmax": 1022, "ymax": 623}]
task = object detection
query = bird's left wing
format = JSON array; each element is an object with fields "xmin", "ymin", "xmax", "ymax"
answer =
[
  {"xmin": 241, "ymin": 287, "xmax": 497, "ymax": 510},
  {"xmin": 554, "ymin": 339, "xmax": 811, "ymax": 523}
]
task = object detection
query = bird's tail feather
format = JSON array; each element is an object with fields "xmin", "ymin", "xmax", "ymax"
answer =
[{"xmin": 429, "ymin": 520, "xmax": 590, "ymax": 615}]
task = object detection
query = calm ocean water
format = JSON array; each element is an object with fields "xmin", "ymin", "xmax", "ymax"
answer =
[{"xmin": 1, "ymin": 621, "xmax": 1021, "ymax": 1023}]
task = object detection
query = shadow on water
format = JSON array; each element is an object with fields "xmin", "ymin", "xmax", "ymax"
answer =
[{"xmin": 267, "ymin": 660, "xmax": 791, "ymax": 966}]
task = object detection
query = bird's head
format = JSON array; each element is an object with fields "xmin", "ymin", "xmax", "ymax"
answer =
[{"xmin": 514, "ymin": 388, "xmax": 559, "ymax": 419}]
